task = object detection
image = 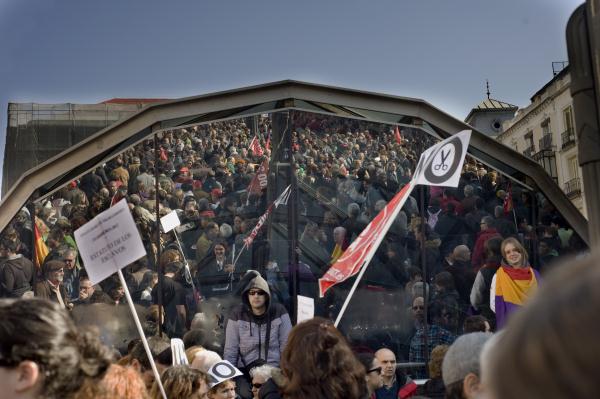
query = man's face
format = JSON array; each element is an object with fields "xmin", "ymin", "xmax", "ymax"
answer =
[
  {"xmin": 366, "ymin": 357, "xmax": 384, "ymax": 391},
  {"xmin": 248, "ymin": 289, "xmax": 267, "ymax": 313},
  {"xmin": 79, "ymin": 280, "xmax": 95, "ymax": 299},
  {"xmin": 63, "ymin": 254, "xmax": 76, "ymax": 270},
  {"xmin": 412, "ymin": 297, "xmax": 425, "ymax": 324},
  {"xmin": 214, "ymin": 245, "xmax": 226, "ymax": 259},
  {"xmin": 49, "ymin": 268, "xmax": 64, "ymax": 284},
  {"xmin": 375, "ymin": 349, "xmax": 396, "ymax": 378}
]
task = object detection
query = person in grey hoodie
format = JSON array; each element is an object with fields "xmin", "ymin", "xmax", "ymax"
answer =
[{"xmin": 224, "ymin": 270, "xmax": 292, "ymax": 374}]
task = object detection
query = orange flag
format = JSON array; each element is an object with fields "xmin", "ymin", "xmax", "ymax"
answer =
[{"xmin": 34, "ymin": 224, "xmax": 49, "ymax": 268}]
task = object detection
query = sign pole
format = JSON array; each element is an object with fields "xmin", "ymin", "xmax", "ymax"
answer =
[{"xmin": 117, "ymin": 269, "xmax": 167, "ymax": 399}]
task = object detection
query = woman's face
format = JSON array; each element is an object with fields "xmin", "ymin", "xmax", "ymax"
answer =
[
  {"xmin": 251, "ymin": 375, "xmax": 267, "ymax": 399},
  {"xmin": 208, "ymin": 380, "xmax": 236, "ymax": 399},
  {"xmin": 504, "ymin": 243, "xmax": 523, "ymax": 267}
]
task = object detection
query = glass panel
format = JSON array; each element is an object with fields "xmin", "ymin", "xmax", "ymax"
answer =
[{"xmin": 0, "ymin": 105, "xmax": 589, "ymax": 382}]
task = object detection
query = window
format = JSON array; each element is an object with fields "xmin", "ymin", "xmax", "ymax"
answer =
[
  {"xmin": 563, "ymin": 106, "xmax": 574, "ymax": 132},
  {"xmin": 568, "ymin": 156, "xmax": 579, "ymax": 179}
]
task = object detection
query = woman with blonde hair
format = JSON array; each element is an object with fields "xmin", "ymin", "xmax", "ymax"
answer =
[{"xmin": 490, "ymin": 237, "xmax": 540, "ymax": 329}]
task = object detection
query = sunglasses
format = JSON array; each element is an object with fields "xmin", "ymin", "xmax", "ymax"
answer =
[
  {"xmin": 248, "ymin": 290, "xmax": 266, "ymax": 296},
  {"xmin": 252, "ymin": 383, "xmax": 263, "ymax": 389},
  {"xmin": 367, "ymin": 366, "xmax": 382, "ymax": 375}
]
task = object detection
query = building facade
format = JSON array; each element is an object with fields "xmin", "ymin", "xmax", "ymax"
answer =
[
  {"xmin": 3, "ymin": 99, "xmax": 166, "ymax": 196},
  {"xmin": 496, "ymin": 67, "xmax": 585, "ymax": 217}
]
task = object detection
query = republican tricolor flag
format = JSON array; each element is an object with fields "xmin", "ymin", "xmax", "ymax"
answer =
[{"xmin": 34, "ymin": 224, "xmax": 49, "ymax": 268}]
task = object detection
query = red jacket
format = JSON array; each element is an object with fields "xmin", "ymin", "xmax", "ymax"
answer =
[{"xmin": 472, "ymin": 228, "xmax": 501, "ymax": 269}]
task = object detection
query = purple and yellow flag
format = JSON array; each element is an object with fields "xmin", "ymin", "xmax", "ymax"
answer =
[{"xmin": 495, "ymin": 265, "xmax": 539, "ymax": 329}]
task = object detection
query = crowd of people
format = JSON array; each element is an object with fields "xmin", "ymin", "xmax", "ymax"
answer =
[{"xmin": 0, "ymin": 111, "xmax": 590, "ymax": 398}]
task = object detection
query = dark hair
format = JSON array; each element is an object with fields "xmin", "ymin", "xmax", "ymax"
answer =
[
  {"xmin": 182, "ymin": 329, "xmax": 207, "ymax": 348},
  {"xmin": 433, "ymin": 271, "xmax": 455, "ymax": 292},
  {"xmin": 463, "ymin": 315, "xmax": 488, "ymax": 333},
  {"xmin": 0, "ymin": 299, "xmax": 113, "ymax": 399},
  {"xmin": 355, "ymin": 352, "xmax": 375, "ymax": 373},
  {"xmin": 483, "ymin": 236, "xmax": 503, "ymax": 266},
  {"xmin": 130, "ymin": 336, "xmax": 171, "ymax": 371},
  {"xmin": 280, "ymin": 317, "xmax": 367, "ymax": 399}
]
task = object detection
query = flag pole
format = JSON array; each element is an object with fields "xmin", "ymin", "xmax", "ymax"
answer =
[
  {"xmin": 334, "ymin": 181, "xmax": 415, "ymax": 327},
  {"xmin": 117, "ymin": 269, "xmax": 167, "ymax": 399}
]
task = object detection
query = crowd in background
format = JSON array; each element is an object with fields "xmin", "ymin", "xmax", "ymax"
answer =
[{"xmin": 0, "ymin": 112, "xmax": 588, "ymax": 398}]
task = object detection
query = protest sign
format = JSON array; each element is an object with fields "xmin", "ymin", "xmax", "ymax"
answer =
[
  {"xmin": 297, "ymin": 295, "xmax": 315, "ymax": 324},
  {"xmin": 74, "ymin": 199, "xmax": 166, "ymax": 399},
  {"xmin": 160, "ymin": 210, "xmax": 181, "ymax": 233},
  {"xmin": 207, "ymin": 360, "xmax": 244, "ymax": 388},
  {"xmin": 74, "ymin": 199, "xmax": 146, "ymax": 285},
  {"xmin": 413, "ymin": 130, "xmax": 471, "ymax": 188}
]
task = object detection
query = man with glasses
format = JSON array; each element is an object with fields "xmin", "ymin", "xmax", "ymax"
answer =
[
  {"xmin": 60, "ymin": 246, "xmax": 79, "ymax": 301},
  {"xmin": 223, "ymin": 270, "xmax": 292, "ymax": 398},
  {"xmin": 34, "ymin": 260, "xmax": 72, "ymax": 310},
  {"xmin": 374, "ymin": 348, "xmax": 417, "ymax": 399},
  {"xmin": 357, "ymin": 352, "xmax": 384, "ymax": 398}
]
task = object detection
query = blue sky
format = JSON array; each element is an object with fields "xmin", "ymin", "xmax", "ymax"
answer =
[{"xmin": 0, "ymin": 0, "xmax": 583, "ymax": 190}]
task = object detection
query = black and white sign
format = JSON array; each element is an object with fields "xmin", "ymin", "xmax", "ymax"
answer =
[
  {"xmin": 74, "ymin": 199, "xmax": 147, "ymax": 284},
  {"xmin": 414, "ymin": 130, "xmax": 471, "ymax": 188},
  {"xmin": 207, "ymin": 360, "xmax": 244, "ymax": 387}
]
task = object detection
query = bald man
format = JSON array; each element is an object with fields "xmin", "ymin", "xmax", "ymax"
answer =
[{"xmin": 374, "ymin": 348, "xmax": 417, "ymax": 399}]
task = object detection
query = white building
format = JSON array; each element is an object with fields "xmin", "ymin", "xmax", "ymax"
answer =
[{"xmin": 496, "ymin": 67, "xmax": 586, "ymax": 217}]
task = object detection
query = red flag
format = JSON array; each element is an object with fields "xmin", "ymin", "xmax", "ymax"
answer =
[
  {"xmin": 243, "ymin": 185, "xmax": 291, "ymax": 247},
  {"xmin": 34, "ymin": 224, "xmax": 49, "ymax": 268},
  {"xmin": 318, "ymin": 182, "xmax": 414, "ymax": 297},
  {"xmin": 160, "ymin": 147, "xmax": 168, "ymax": 161},
  {"xmin": 394, "ymin": 126, "xmax": 403, "ymax": 145},
  {"xmin": 249, "ymin": 136, "xmax": 264, "ymax": 157},
  {"xmin": 246, "ymin": 159, "xmax": 269, "ymax": 198},
  {"xmin": 503, "ymin": 181, "xmax": 513, "ymax": 216}
]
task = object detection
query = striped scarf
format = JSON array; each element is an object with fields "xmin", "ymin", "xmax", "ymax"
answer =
[{"xmin": 495, "ymin": 264, "xmax": 539, "ymax": 329}]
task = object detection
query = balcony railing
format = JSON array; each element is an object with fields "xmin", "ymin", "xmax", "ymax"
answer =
[
  {"xmin": 532, "ymin": 149, "xmax": 553, "ymax": 163},
  {"xmin": 522, "ymin": 146, "xmax": 534, "ymax": 158},
  {"xmin": 564, "ymin": 177, "xmax": 582, "ymax": 199},
  {"xmin": 539, "ymin": 134, "xmax": 554, "ymax": 150},
  {"xmin": 561, "ymin": 128, "xmax": 576, "ymax": 150}
]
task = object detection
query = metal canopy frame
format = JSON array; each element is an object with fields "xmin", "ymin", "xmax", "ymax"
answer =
[{"xmin": 0, "ymin": 80, "xmax": 588, "ymax": 243}]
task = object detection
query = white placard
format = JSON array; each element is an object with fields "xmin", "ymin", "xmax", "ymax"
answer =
[
  {"xmin": 74, "ymin": 199, "xmax": 147, "ymax": 285},
  {"xmin": 297, "ymin": 295, "xmax": 315, "ymax": 324},
  {"xmin": 160, "ymin": 210, "xmax": 181, "ymax": 233},
  {"xmin": 207, "ymin": 360, "xmax": 244, "ymax": 388},
  {"xmin": 413, "ymin": 130, "xmax": 472, "ymax": 188}
]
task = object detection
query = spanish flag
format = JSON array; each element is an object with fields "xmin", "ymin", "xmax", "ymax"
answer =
[
  {"xmin": 33, "ymin": 224, "xmax": 49, "ymax": 268},
  {"xmin": 494, "ymin": 265, "xmax": 540, "ymax": 329}
]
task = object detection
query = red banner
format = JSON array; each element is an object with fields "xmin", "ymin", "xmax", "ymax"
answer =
[
  {"xmin": 246, "ymin": 158, "xmax": 269, "ymax": 197},
  {"xmin": 318, "ymin": 182, "xmax": 414, "ymax": 297},
  {"xmin": 249, "ymin": 136, "xmax": 264, "ymax": 157},
  {"xmin": 394, "ymin": 126, "xmax": 403, "ymax": 145}
]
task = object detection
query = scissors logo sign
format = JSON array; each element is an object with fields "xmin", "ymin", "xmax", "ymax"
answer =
[{"xmin": 414, "ymin": 130, "xmax": 472, "ymax": 188}]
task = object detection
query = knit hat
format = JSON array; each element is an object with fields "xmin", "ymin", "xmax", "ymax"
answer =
[{"xmin": 442, "ymin": 332, "xmax": 492, "ymax": 386}]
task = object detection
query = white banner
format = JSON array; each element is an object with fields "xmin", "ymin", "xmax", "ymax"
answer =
[
  {"xmin": 413, "ymin": 130, "xmax": 472, "ymax": 188},
  {"xmin": 296, "ymin": 295, "xmax": 315, "ymax": 324},
  {"xmin": 74, "ymin": 199, "xmax": 147, "ymax": 285}
]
